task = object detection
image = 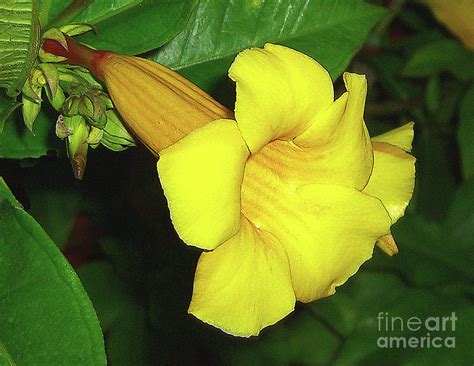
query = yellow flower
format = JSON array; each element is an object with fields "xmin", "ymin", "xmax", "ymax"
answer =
[
  {"xmin": 421, "ymin": 0, "xmax": 474, "ymax": 49},
  {"xmin": 42, "ymin": 38, "xmax": 416, "ymax": 337},
  {"xmin": 156, "ymin": 44, "xmax": 416, "ymax": 336}
]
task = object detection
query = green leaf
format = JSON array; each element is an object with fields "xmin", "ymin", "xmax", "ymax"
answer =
[
  {"xmin": 77, "ymin": 261, "xmax": 153, "ymax": 364},
  {"xmin": 425, "ymin": 75, "xmax": 440, "ymax": 115},
  {"xmin": 367, "ymin": 52, "xmax": 414, "ymax": 101},
  {"xmin": 0, "ymin": 99, "xmax": 21, "ymax": 133},
  {"xmin": 225, "ymin": 311, "xmax": 340, "ymax": 365},
  {"xmin": 0, "ymin": 178, "xmax": 106, "ymax": 365},
  {"xmin": 414, "ymin": 129, "xmax": 457, "ymax": 220},
  {"xmin": 49, "ymin": 0, "xmax": 198, "ymax": 55},
  {"xmin": 458, "ymin": 84, "xmax": 474, "ymax": 179},
  {"xmin": 106, "ymin": 303, "xmax": 153, "ymax": 365},
  {"xmin": 403, "ymin": 38, "xmax": 474, "ymax": 80},
  {"xmin": 434, "ymin": 79, "xmax": 464, "ymax": 128},
  {"xmin": 27, "ymin": 187, "xmax": 83, "ymax": 247},
  {"xmin": 76, "ymin": 261, "xmax": 131, "ymax": 331},
  {"xmin": 368, "ymin": 212, "xmax": 474, "ymax": 287},
  {"xmin": 445, "ymin": 177, "xmax": 474, "ymax": 250},
  {"xmin": 150, "ymin": 0, "xmax": 385, "ymax": 91},
  {"xmin": 398, "ymin": 216, "xmax": 473, "ymax": 282},
  {"xmin": 0, "ymin": 96, "xmax": 59, "ymax": 159},
  {"xmin": 0, "ymin": 0, "xmax": 41, "ymax": 96}
]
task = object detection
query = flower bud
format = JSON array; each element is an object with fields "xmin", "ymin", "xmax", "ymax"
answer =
[
  {"xmin": 45, "ymin": 85, "xmax": 66, "ymax": 111},
  {"xmin": 42, "ymin": 36, "xmax": 233, "ymax": 155},
  {"xmin": 38, "ymin": 63, "xmax": 60, "ymax": 97},
  {"xmin": 39, "ymin": 29, "xmax": 68, "ymax": 63},
  {"xmin": 55, "ymin": 115, "xmax": 72, "ymax": 139},
  {"xmin": 64, "ymin": 115, "xmax": 89, "ymax": 179},
  {"xmin": 101, "ymin": 110, "xmax": 135, "ymax": 151},
  {"xmin": 21, "ymin": 83, "xmax": 42, "ymax": 132},
  {"xmin": 63, "ymin": 96, "xmax": 81, "ymax": 116},
  {"xmin": 21, "ymin": 76, "xmax": 42, "ymax": 102},
  {"xmin": 87, "ymin": 126, "xmax": 104, "ymax": 148}
]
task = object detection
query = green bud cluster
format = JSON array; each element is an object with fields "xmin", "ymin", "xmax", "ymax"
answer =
[{"xmin": 19, "ymin": 25, "xmax": 135, "ymax": 179}]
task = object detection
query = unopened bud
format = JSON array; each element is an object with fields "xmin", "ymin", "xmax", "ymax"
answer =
[
  {"xmin": 64, "ymin": 115, "xmax": 89, "ymax": 179},
  {"xmin": 87, "ymin": 126, "xmax": 104, "ymax": 148},
  {"xmin": 21, "ymin": 83, "xmax": 42, "ymax": 132},
  {"xmin": 55, "ymin": 115, "xmax": 72, "ymax": 139},
  {"xmin": 46, "ymin": 85, "xmax": 66, "ymax": 111},
  {"xmin": 63, "ymin": 96, "xmax": 80, "ymax": 116},
  {"xmin": 41, "ymin": 37, "xmax": 232, "ymax": 155},
  {"xmin": 101, "ymin": 110, "xmax": 135, "ymax": 151},
  {"xmin": 38, "ymin": 63, "xmax": 60, "ymax": 97}
]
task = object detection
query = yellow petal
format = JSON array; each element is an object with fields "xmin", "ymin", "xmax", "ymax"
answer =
[
  {"xmin": 292, "ymin": 72, "xmax": 373, "ymax": 189},
  {"xmin": 242, "ymin": 153, "xmax": 391, "ymax": 302},
  {"xmin": 363, "ymin": 142, "xmax": 416, "ymax": 224},
  {"xmin": 188, "ymin": 217, "xmax": 295, "ymax": 337},
  {"xmin": 290, "ymin": 185, "xmax": 391, "ymax": 302},
  {"xmin": 157, "ymin": 119, "xmax": 249, "ymax": 250},
  {"xmin": 229, "ymin": 43, "xmax": 333, "ymax": 153},
  {"xmin": 371, "ymin": 122, "xmax": 414, "ymax": 152}
]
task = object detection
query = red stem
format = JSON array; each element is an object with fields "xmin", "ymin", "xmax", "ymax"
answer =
[{"xmin": 42, "ymin": 36, "xmax": 112, "ymax": 79}]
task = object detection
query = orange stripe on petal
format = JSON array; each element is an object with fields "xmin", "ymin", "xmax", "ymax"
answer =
[{"xmin": 242, "ymin": 148, "xmax": 391, "ymax": 303}]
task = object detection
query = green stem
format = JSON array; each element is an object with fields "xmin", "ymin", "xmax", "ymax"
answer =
[{"xmin": 45, "ymin": 0, "xmax": 92, "ymax": 30}]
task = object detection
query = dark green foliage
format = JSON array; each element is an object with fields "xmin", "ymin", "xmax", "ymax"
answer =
[{"xmin": 1, "ymin": 0, "xmax": 473, "ymax": 365}]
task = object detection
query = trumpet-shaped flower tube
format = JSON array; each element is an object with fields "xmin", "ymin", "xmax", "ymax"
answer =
[{"xmin": 42, "ymin": 40, "xmax": 415, "ymax": 337}]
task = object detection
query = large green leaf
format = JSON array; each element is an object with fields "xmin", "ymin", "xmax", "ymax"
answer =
[
  {"xmin": 0, "ymin": 0, "xmax": 40, "ymax": 96},
  {"xmin": 46, "ymin": 0, "xmax": 197, "ymax": 55},
  {"xmin": 0, "ymin": 96, "xmax": 59, "ymax": 159},
  {"xmin": 150, "ymin": 0, "xmax": 385, "ymax": 91},
  {"xmin": 77, "ymin": 261, "xmax": 153, "ymax": 364},
  {"xmin": 0, "ymin": 178, "xmax": 106, "ymax": 365}
]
